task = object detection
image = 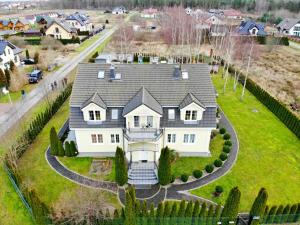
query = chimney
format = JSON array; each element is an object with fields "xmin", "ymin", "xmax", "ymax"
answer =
[
  {"xmin": 109, "ymin": 64, "xmax": 115, "ymax": 79},
  {"xmin": 173, "ymin": 64, "xmax": 181, "ymax": 79}
]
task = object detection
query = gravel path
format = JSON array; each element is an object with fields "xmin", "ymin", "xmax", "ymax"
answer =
[{"xmin": 45, "ymin": 108, "xmax": 239, "ymax": 206}]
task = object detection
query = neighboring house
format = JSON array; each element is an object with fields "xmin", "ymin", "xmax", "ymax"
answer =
[
  {"xmin": 223, "ymin": 9, "xmax": 242, "ymax": 19},
  {"xmin": 36, "ymin": 15, "xmax": 53, "ymax": 26},
  {"xmin": 112, "ymin": 6, "xmax": 127, "ymax": 14},
  {"xmin": 185, "ymin": 7, "xmax": 192, "ymax": 15},
  {"xmin": 69, "ymin": 64, "xmax": 216, "ymax": 185},
  {"xmin": 23, "ymin": 29, "xmax": 41, "ymax": 37},
  {"xmin": 65, "ymin": 13, "xmax": 94, "ymax": 32},
  {"xmin": 0, "ymin": 40, "xmax": 22, "ymax": 71},
  {"xmin": 45, "ymin": 19, "xmax": 77, "ymax": 39},
  {"xmin": 141, "ymin": 8, "xmax": 158, "ymax": 18},
  {"xmin": 25, "ymin": 15, "xmax": 36, "ymax": 25},
  {"xmin": 12, "ymin": 19, "xmax": 30, "ymax": 31},
  {"xmin": 236, "ymin": 19, "xmax": 267, "ymax": 36},
  {"xmin": 277, "ymin": 18, "xmax": 300, "ymax": 37},
  {"xmin": 0, "ymin": 20, "xmax": 14, "ymax": 30}
]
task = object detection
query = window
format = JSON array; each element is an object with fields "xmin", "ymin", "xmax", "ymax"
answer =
[
  {"xmin": 97, "ymin": 134, "xmax": 103, "ymax": 143},
  {"xmin": 95, "ymin": 111, "xmax": 101, "ymax": 120},
  {"xmin": 147, "ymin": 116, "xmax": 153, "ymax": 127},
  {"xmin": 192, "ymin": 111, "xmax": 197, "ymax": 120},
  {"xmin": 111, "ymin": 134, "xmax": 120, "ymax": 143},
  {"xmin": 89, "ymin": 111, "xmax": 94, "ymax": 120},
  {"xmin": 55, "ymin": 27, "xmax": 59, "ymax": 33},
  {"xmin": 134, "ymin": 116, "xmax": 139, "ymax": 127},
  {"xmin": 183, "ymin": 134, "xmax": 196, "ymax": 143},
  {"xmin": 168, "ymin": 109, "xmax": 175, "ymax": 120},
  {"xmin": 91, "ymin": 134, "xmax": 97, "ymax": 143},
  {"xmin": 185, "ymin": 110, "xmax": 191, "ymax": 120},
  {"xmin": 185, "ymin": 110, "xmax": 197, "ymax": 121},
  {"xmin": 167, "ymin": 134, "xmax": 176, "ymax": 143},
  {"xmin": 111, "ymin": 109, "xmax": 118, "ymax": 120}
]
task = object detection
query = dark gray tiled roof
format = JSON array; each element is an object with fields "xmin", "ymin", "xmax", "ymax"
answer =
[
  {"xmin": 70, "ymin": 107, "xmax": 125, "ymax": 129},
  {"xmin": 277, "ymin": 18, "xmax": 300, "ymax": 30},
  {"xmin": 122, "ymin": 86, "xmax": 163, "ymax": 116},
  {"xmin": 81, "ymin": 92, "xmax": 107, "ymax": 109},
  {"xmin": 161, "ymin": 107, "xmax": 216, "ymax": 128},
  {"xmin": 70, "ymin": 106, "xmax": 216, "ymax": 129},
  {"xmin": 179, "ymin": 93, "xmax": 205, "ymax": 109},
  {"xmin": 71, "ymin": 64, "xmax": 216, "ymax": 108}
]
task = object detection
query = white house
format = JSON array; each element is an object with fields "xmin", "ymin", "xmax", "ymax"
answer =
[
  {"xmin": 0, "ymin": 40, "xmax": 22, "ymax": 71},
  {"xmin": 277, "ymin": 18, "xmax": 300, "ymax": 37},
  {"xmin": 69, "ymin": 64, "xmax": 217, "ymax": 185},
  {"xmin": 65, "ymin": 12, "xmax": 94, "ymax": 32},
  {"xmin": 112, "ymin": 6, "xmax": 127, "ymax": 15},
  {"xmin": 141, "ymin": 8, "xmax": 158, "ymax": 18}
]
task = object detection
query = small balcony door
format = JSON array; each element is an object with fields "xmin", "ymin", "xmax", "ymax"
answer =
[{"xmin": 147, "ymin": 116, "xmax": 153, "ymax": 128}]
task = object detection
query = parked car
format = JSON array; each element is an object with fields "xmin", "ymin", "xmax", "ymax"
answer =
[
  {"xmin": 28, "ymin": 70, "xmax": 43, "ymax": 83},
  {"xmin": 22, "ymin": 58, "xmax": 36, "ymax": 65}
]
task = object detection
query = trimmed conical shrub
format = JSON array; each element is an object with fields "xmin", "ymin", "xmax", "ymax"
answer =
[
  {"xmin": 249, "ymin": 188, "xmax": 268, "ymax": 225},
  {"xmin": 50, "ymin": 127, "xmax": 58, "ymax": 155},
  {"xmin": 115, "ymin": 147, "xmax": 128, "ymax": 186},
  {"xmin": 57, "ymin": 140, "xmax": 65, "ymax": 157},
  {"xmin": 158, "ymin": 146, "xmax": 172, "ymax": 186},
  {"xmin": 64, "ymin": 141, "xmax": 71, "ymax": 157},
  {"xmin": 125, "ymin": 191, "xmax": 135, "ymax": 225},
  {"xmin": 70, "ymin": 140, "xmax": 78, "ymax": 156},
  {"xmin": 221, "ymin": 187, "xmax": 241, "ymax": 224}
]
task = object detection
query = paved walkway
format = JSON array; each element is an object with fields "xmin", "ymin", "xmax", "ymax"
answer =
[
  {"xmin": 0, "ymin": 26, "xmax": 117, "ymax": 137},
  {"xmin": 45, "ymin": 109, "xmax": 239, "ymax": 206}
]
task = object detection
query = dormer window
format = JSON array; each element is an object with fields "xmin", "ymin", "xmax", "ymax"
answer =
[
  {"xmin": 168, "ymin": 109, "xmax": 175, "ymax": 120},
  {"xmin": 89, "ymin": 111, "xmax": 94, "ymax": 120},
  {"xmin": 185, "ymin": 110, "xmax": 197, "ymax": 120},
  {"xmin": 89, "ymin": 110, "xmax": 101, "ymax": 120},
  {"xmin": 111, "ymin": 109, "xmax": 118, "ymax": 120}
]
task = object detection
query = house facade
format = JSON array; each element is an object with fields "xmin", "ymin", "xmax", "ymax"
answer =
[
  {"xmin": 0, "ymin": 40, "xmax": 22, "ymax": 71},
  {"xmin": 69, "ymin": 64, "xmax": 216, "ymax": 185},
  {"xmin": 236, "ymin": 19, "xmax": 267, "ymax": 36},
  {"xmin": 277, "ymin": 18, "xmax": 300, "ymax": 37},
  {"xmin": 65, "ymin": 13, "xmax": 94, "ymax": 32},
  {"xmin": 45, "ymin": 20, "xmax": 77, "ymax": 39}
]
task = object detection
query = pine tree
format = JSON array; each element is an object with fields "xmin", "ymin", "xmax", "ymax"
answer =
[
  {"xmin": 274, "ymin": 205, "xmax": 284, "ymax": 223},
  {"xmin": 115, "ymin": 147, "xmax": 128, "ymax": 186},
  {"xmin": 148, "ymin": 203, "xmax": 155, "ymax": 225},
  {"xmin": 221, "ymin": 187, "xmax": 241, "ymax": 224},
  {"xmin": 266, "ymin": 206, "xmax": 277, "ymax": 224},
  {"xmin": 141, "ymin": 200, "xmax": 148, "ymax": 225},
  {"xmin": 199, "ymin": 202, "xmax": 207, "ymax": 225},
  {"xmin": 135, "ymin": 200, "xmax": 141, "ymax": 224},
  {"xmin": 125, "ymin": 191, "xmax": 135, "ymax": 225},
  {"xmin": 207, "ymin": 205, "xmax": 214, "ymax": 225},
  {"xmin": 64, "ymin": 141, "xmax": 71, "ymax": 157},
  {"xmin": 178, "ymin": 200, "xmax": 186, "ymax": 225},
  {"xmin": 249, "ymin": 188, "xmax": 268, "ymax": 225},
  {"xmin": 158, "ymin": 146, "xmax": 171, "ymax": 185},
  {"xmin": 262, "ymin": 205, "xmax": 269, "ymax": 223},
  {"xmin": 26, "ymin": 49, "xmax": 30, "ymax": 59},
  {"xmin": 192, "ymin": 200, "xmax": 200, "ymax": 225},
  {"xmin": 163, "ymin": 201, "xmax": 171, "ymax": 225},
  {"xmin": 213, "ymin": 204, "xmax": 222, "ymax": 224},
  {"xmin": 4, "ymin": 69, "xmax": 10, "ymax": 88},
  {"xmin": 281, "ymin": 204, "xmax": 291, "ymax": 223},
  {"xmin": 50, "ymin": 127, "xmax": 58, "ymax": 155},
  {"xmin": 57, "ymin": 140, "xmax": 65, "ymax": 156},
  {"xmin": 156, "ymin": 202, "xmax": 164, "ymax": 225},
  {"xmin": 184, "ymin": 201, "xmax": 193, "ymax": 225}
]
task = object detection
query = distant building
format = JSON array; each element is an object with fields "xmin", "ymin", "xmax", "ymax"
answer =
[
  {"xmin": 223, "ymin": 9, "xmax": 242, "ymax": 19},
  {"xmin": 277, "ymin": 18, "xmax": 300, "ymax": 37},
  {"xmin": 0, "ymin": 40, "xmax": 22, "ymax": 71},
  {"xmin": 141, "ymin": 8, "xmax": 158, "ymax": 18},
  {"xmin": 236, "ymin": 19, "xmax": 267, "ymax": 36},
  {"xmin": 25, "ymin": 15, "xmax": 36, "ymax": 25},
  {"xmin": 0, "ymin": 19, "xmax": 29, "ymax": 31},
  {"xmin": 185, "ymin": 7, "xmax": 192, "ymax": 15},
  {"xmin": 112, "ymin": 6, "xmax": 127, "ymax": 15},
  {"xmin": 65, "ymin": 12, "xmax": 94, "ymax": 32},
  {"xmin": 45, "ymin": 19, "xmax": 77, "ymax": 40}
]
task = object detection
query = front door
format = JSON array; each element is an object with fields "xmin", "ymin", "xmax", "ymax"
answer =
[
  {"xmin": 147, "ymin": 116, "xmax": 153, "ymax": 127},
  {"xmin": 139, "ymin": 151, "xmax": 148, "ymax": 162}
]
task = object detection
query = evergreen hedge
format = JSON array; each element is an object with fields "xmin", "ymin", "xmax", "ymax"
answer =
[
  {"xmin": 193, "ymin": 169, "xmax": 203, "ymax": 178},
  {"xmin": 115, "ymin": 147, "xmax": 128, "ymax": 186},
  {"xmin": 227, "ymin": 65, "xmax": 300, "ymax": 138},
  {"xmin": 180, "ymin": 173, "xmax": 188, "ymax": 182},
  {"xmin": 158, "ymin": 146, "xmax": 172, "ymax": 186},
  {"xmin": 205, "ymin": 164, "xmax": 214, "ymax": 173}
]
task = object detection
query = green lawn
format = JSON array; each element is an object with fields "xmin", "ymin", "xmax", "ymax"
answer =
[
  {"xmin": 172, "ymin": 134, "xmax": 224, "ymax": 178},
  {"xmin": 76, "ymin": 33, "xmax": 103, "ymax": 53},
  {"xmin": 58, "ymin": 157, "xmax": 115, "ymax": 181},
  {"xmin": 17, "ymin": 99, "xmax": 119, "ymax": 210},
  {"xmin": 191, "ymin": 72, "xmax": 300, "ymax": 211}
]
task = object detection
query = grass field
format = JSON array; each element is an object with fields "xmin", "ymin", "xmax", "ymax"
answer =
[
  {"xmin": 172, "ymin": 134, "xmax": 224, "ymax": 178},
  {"xmin": 191, "ymin": 73, "xmax": 300, "ymax": 211},
  {"xmin": 59, "ymin": 157, "xmax": 115, "ymax": 181}
]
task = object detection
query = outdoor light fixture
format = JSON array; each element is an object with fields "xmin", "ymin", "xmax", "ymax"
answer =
[
  {"xmin": 217, "ymin": 222, "xmax": 222, "ymax": 225},
  {"xmin": 229, "ymin": 221, "xmax": 235, "ymax": 224},
  {"xmin": 253, "ymin": 216, "xmax": 260, "ymax": 220}
]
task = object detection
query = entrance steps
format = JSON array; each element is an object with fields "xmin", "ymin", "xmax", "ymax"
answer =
[{"xmin": 128, "ymin": 162, "xmax": 158, "ymax": 185}]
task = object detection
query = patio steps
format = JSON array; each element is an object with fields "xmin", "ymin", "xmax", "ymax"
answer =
[{"xmin": 128, "ymin": 162, "xmax": 158, "ymax": 185}]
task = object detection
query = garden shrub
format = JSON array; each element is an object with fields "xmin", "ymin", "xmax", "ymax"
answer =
[
  {"xmin": 193, "ymin": 170, "xmax": 203, "ymax": 179},
  {"xmin": 219, "ymin": 127, "xmax": 226, "ymax": 134},
  {"xmin": 158, "ymin": 147, "xmax": 172, "ymax": 185},
  {"xmin": 64, "ymin": 141, "xmax": 71, "ymax": 157},
  {"xmin": 224, "ymin": 140, "xmax": 232, "ymax": 146},
  {"xmin": 50, "ymin": 127, "xmax": 59, "ymax": 156},
  {"xmin": 214, "ymin": 159, "xmax": 223, "ymax": 167},
  {"xmin": 70, "ymin": 141, "xmax": 78, "ymax": 156},
  {"xmin": 223, "ymin": 146, "xmax": 231, "ymax": 153},
  {"xmin": 170, "ymin": 174, "xmax": 175, "ymax": 183},
  {"xmin": 223, "ymin": 133, "xmax": 231, "ymax": 140},
  {"xmin": 181, "ymin": 174, "xmax": 189, "ymax": 182},
  {"xmin": 205, "ymin": 164, "xmax": 214, "ymax": 173},
  {"xmin": 219, "ymin": 152, "xmax": 228, "ymax": 161},
  {"xmin": 115, "ymin": 147, "xmax": 127, "ymax": 186},
  {"xmin": 57, "ymin": 140, "xmax": 65, "ymax": 157},
  {"xmin": 215, "ymin": 185, "xmax": 224, "ymax": 194}
]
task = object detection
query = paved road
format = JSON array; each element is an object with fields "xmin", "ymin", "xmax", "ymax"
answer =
[{"xmin": 0, "ymin": 26, "xmax": 117, "ymax": 137}]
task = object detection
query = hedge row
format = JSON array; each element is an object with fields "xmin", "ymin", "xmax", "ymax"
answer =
[
  {"xmin": 227, "ymin": 65, "xmax": 300, "ymax": 138},
  {"xmin": 59, "ymin": 37, "xmax": 80, "ymax": 45},
  {"xmin": 256, "ymin": 36, "xmax": 289, "ymax": 46}
]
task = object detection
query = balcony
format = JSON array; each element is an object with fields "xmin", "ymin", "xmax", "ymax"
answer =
[{"xmin": 123, "ymin": 128, "xmax": 163, "ymax": 142}]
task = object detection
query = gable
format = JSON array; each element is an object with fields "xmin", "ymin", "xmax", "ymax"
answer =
[{"xmin": 124, "ymin": 104, "xmax": 162, "ymax": 117}]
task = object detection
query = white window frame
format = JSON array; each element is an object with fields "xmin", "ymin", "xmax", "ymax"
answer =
[
  {"xmin": 168, "ymin": 109, "xmax": 175, "ymax": 120},
  {"xmin": 111, "ymin": 134, "xmax": 120, "ymax": 143},
  {"xmin": 91, "ymin": 134, "xmax": 103, "ymax": 144},
  {"xmin": 167, "ymin": 134, "xmax": 176, "ymax": 143},
  {"xmin": 185, "ymin": 110, "xmax": 197, "ymax": 121},
  {"xmin": 183, "ymin": 134, "xmax": 196, "ymax": 144},
  {"xmin": 88, "ymin": 110, "xmax": 101, "ymax": 121},
  {"xmin": 111, "ymin": 109, "xmax": 118, "ymax": 120}
]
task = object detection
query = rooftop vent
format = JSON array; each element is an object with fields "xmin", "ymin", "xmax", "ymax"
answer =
[
  {"xmin": 182, "ymin": 70, "xmax": 189, "ymax": 79},
  {"xmin": 115, "ymin": 73, "xmax": 122, "ymax": 80},
  {"xmin": 173, "ymin": 64, "xmax": 181, "ymax": 79},
  {"xmin": 98, "ymin": 70, "xmax": 105, "ymax": 79},
  {"xmin": 109, "ymin": 64, "xmax": 115, "ymax": 79}
]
